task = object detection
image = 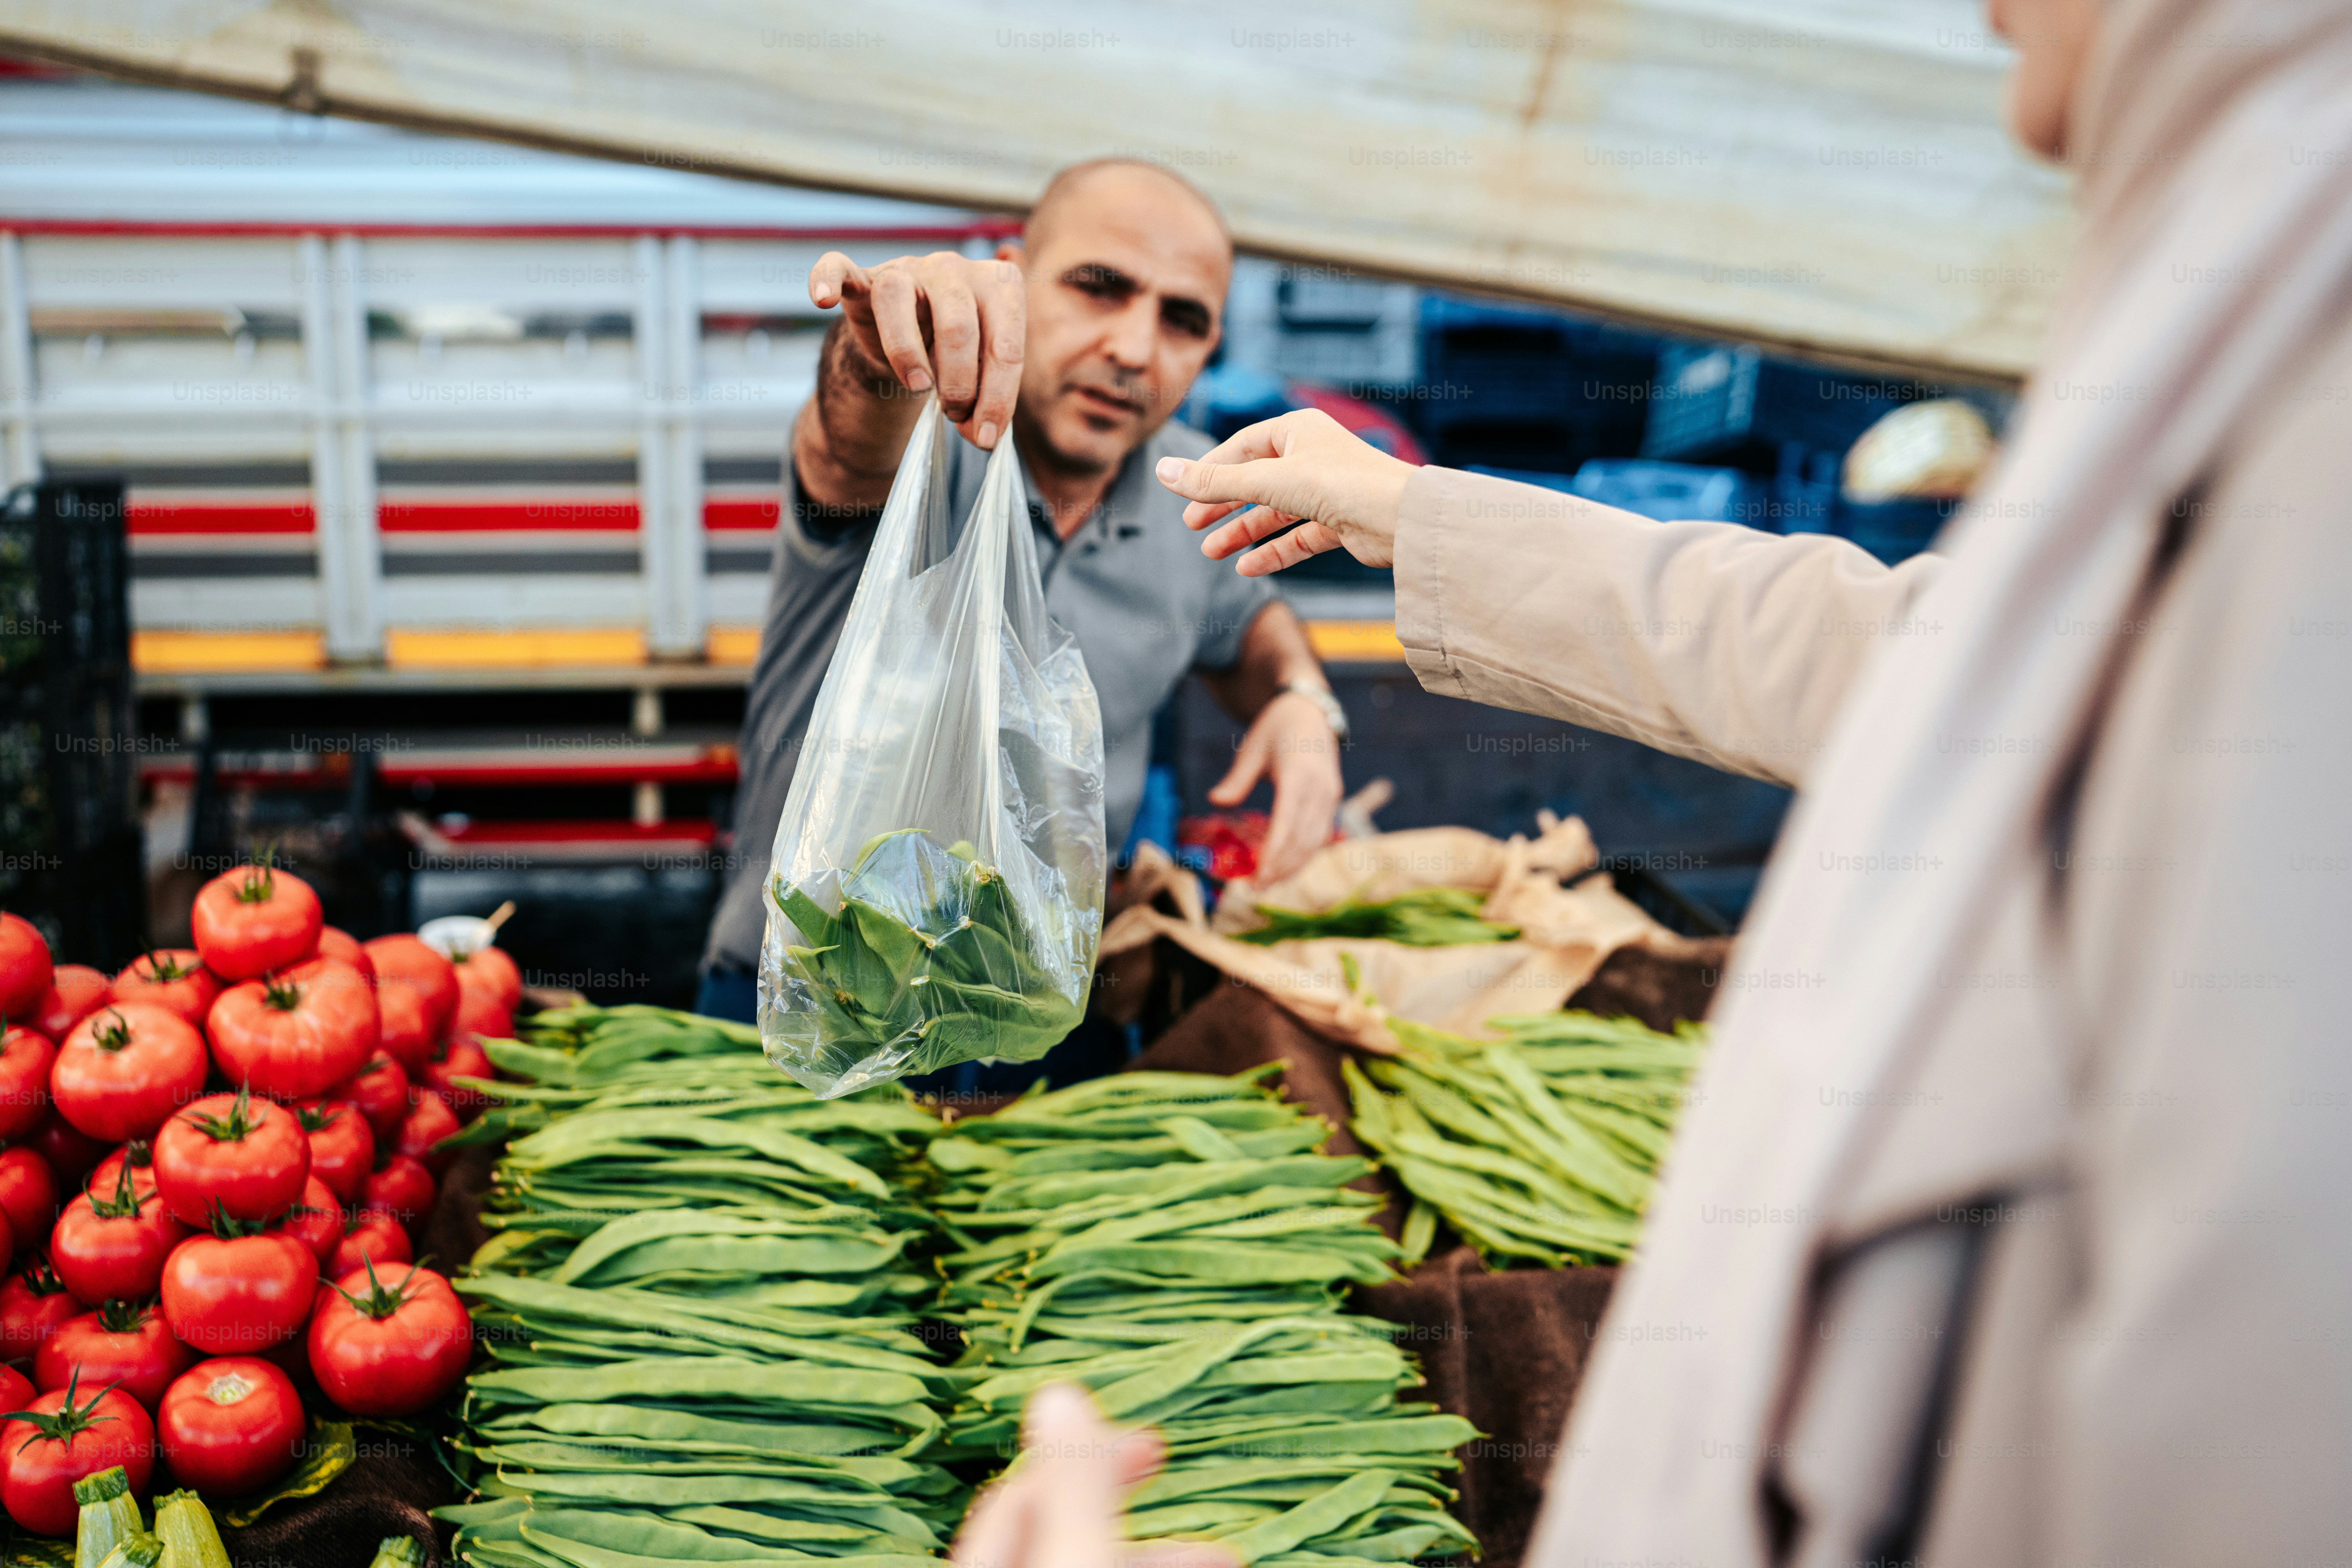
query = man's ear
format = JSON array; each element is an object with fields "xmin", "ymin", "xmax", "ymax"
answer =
[{"xmin": 996, "ymin": 241, "xmax": 1027, "ymax": 272}]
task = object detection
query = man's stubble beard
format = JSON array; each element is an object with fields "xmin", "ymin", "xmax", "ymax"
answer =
[{"xmin": 1012, "ymin": 382, "xmax": 1180, "ymax": 480}]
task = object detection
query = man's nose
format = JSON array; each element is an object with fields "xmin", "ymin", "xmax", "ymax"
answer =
[{"xmin": 1103, "ymin": 296, "xmax": 1157, "ymax": 371}]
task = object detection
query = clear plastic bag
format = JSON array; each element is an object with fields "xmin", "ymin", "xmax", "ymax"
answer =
[{"xmin": 758, "ymin": 399, "xmax": 1106, "ymax": 1096}]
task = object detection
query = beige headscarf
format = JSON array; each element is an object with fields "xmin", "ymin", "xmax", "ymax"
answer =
[{"xmin": 1531, "ymin": 1, "xmax": 2352, "ymax": 1561}]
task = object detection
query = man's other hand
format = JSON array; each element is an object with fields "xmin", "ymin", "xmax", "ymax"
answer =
[
  {"xmin": 810, "ymin": 249, "xmax": 1026, "ymax": 450},
  {"xmin": 1210, "ymin": 689, "xmax": 1344, "ymax": 885}
]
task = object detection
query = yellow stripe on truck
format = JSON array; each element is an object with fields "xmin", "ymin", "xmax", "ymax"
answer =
[
  {"xmin": 384, "ymin": 628, "xmax": 648, "ymax": 668},
  {"xmin": 1305, "ymin": 620, "xmax": 1406, "ymax": 663},
  {"xmin": 132, "ymin": 630, "xmax": 328, "ymax": 673},
  {"xmin": 705, "ymin": 626, "xmax": 763, "ymax": 666}
]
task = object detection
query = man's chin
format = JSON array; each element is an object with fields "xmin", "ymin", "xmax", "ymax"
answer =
[{"xmin": 1024, "ymin": 410, "xmax": 1141, "ymax": 476}]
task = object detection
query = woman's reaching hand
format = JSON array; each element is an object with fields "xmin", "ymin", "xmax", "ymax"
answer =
[{"xmin": 1156, "ymin": 409, "xmax": 1416, "ymax": 575}]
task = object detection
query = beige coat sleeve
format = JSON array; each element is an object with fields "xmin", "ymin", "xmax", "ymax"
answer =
[{"xmin": 1390, "ymin": 466, "xmax": 1947, "ymax": 789}]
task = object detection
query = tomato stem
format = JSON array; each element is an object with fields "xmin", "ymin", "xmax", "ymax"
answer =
[
  {"xmin": 235, "ymin": 844, "xmax": 281, "ymax": 904},
  {"xmin": 261, "ymin": 973, "xmax": 304, "ymax": 1012},
  {"xmin": 202, "ymin": 1197, "xmax": 270, "ymax": 1241},
  {"xmin": 0, "ymin": 1368, "xmax": 123, "ymax": 1443},
  {"xmin": 85, "ymin": 1161, "xmax": 149, "ymax": 1221},
  {"xmin": 91, "ymin": 1009, "xmax": 133, "ymax": 1052},
  {"xmin": 185, "ymin": 1082, "xmax": 268, "ymax": 1145},
  {"xmin": 94, "ymin": 1298, "xmax": 149, "ymax": 1335},
  {"xmin": 332, "ymin": 1253, "xmax": 418, "ymax": 1322}
]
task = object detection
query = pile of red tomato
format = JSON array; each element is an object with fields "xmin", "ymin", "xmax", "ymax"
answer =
[{"xmin": 0, "ymin": 866, "xmax": 511, "ymax": 1535}]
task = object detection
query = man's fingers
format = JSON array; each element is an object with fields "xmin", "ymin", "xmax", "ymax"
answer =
[
  {"xmin": 1207, "ymin": 741, "xmax": 1266, "ymax": 807},
  {"xmin": 967, "ymin": 261, "xmax": 1026, "ymax": 451},
  {"xmin": 807, "ymin": 251, "xmax": 867, "ymax": 310},
  {"xmin": 1236, "ymin": 520, "xmax": 1346, "ymax": 577},
  {"xmin": 867, "ymin": 267, "xmax": 934, "ymax": 393},
  {"xmin": 924, "ymin": 274, "xmax": 983, "ymax": 423}
]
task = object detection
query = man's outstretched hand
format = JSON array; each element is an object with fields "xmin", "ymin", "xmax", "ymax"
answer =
[
  {"xmin": 953, "ymin": 1384, "xmax": 1239, "ymax": 1568},
  {"xmin": 809, "ymin": 249, "xmax": 1026, "ymax": 450}
]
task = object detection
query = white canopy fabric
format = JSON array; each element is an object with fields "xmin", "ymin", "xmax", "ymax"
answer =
[{"xmin": 0, "ymin": 0, "xmax": 2072, "ymax": 379}]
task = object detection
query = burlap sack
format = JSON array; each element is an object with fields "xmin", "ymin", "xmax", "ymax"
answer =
[{"xmin": 1099, "ymin": 816, "xmax": 1704, "ymax": 1052}]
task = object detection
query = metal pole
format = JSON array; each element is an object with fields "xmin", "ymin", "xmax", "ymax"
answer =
[
  {"xmin": 660, "ymin": 233, "xmax": 707, "ymax": 660},
  {"xmin": 0, "ymin": 232, "xmax": 39, "ymax": 488}
]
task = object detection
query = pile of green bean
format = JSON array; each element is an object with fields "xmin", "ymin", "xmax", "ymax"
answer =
[
  {"xmin": 930, "ymin": 1070, "xmax": 1479, "ymax": 1568},
  {"xmin": 1238, "ymin": 887, "xmax": 1520, "ymax": 948},
  {"xmin": 437, "ymin": 1006, "xmax": 965, "ymax": 1568},
  {"xmin": 1347, "ymin": 1012, "xmax": 1707, "ymax": 1268}
]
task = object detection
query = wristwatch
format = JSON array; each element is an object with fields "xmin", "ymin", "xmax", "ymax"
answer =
[{"xmin": 1279, "ymin": 679, "xmax": 1350, "ymax": 742}]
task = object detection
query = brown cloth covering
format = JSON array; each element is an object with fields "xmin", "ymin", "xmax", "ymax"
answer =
[{"xmin": 1131, "ymin": 939, "xmax": 1728, "ymax": 1568}]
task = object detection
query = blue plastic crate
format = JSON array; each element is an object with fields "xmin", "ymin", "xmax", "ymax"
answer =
[
  {"xmin": 1567, "ymin": 459, "xmax": 1753, "ymax": 523},
  {"xmin": 1641, "ymin": 343, "xmax": 1904, "ymax": 466},
  {"xmin": 1840, "ymin": 497, "xmax": 1959, "ymax": 563}
]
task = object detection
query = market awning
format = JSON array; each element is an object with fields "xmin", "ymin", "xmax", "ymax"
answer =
[{"xmin": 0, "ymin": 0, "xmax": 2072, "ymax": 380}]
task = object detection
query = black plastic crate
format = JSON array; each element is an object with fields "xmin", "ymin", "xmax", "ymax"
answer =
[
  {"xmin": 1416, "ymin": 297, "xmax": 1659, "ymax": 471},
  {"xmin": 0, "ymin": 478, "xmax": 147, "ymax": 968},
  {"xmin": 1641, "ymin": 343, "xmax": 1909, "ymax": 469}
]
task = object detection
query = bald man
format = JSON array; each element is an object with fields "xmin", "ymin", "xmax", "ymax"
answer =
[{"xmin": 701, "ymin": 159, "xmax": 1348, "ymax": 1087}]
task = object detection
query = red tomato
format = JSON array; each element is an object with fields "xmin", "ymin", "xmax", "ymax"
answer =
[
  {"xmin": 450, "ymin": 939, "xmax": 521, "ymax": 1013},
  {"xmin": 157, "ymin": 1356, "xmax": 305, "ymax": 1496},
  {"xmin": 394, "ymin": 1091, "xmax": 461, "ymax": 1177},
  {"xmin": 307, "ymin": 1263, "xmax": 471, "ymax": 1418},
  {"xmin": 329, "ymin": 1210, "xmax": 411, "ymax": 1279},
  {"xmin": 51, "ymin": 1003, "xmax": 209, "ymax": 1142},
  {"xmin": 315, "ymin": 925, "xmax": 375, "ymax": 980},
  {"xmin": 0, "ymin": 1256, "xmax": 84, "ymax": 1367},
  {"xmin": 153, "ymin": 1087, "xmax": 310, "ymax": 1228},
  {"xmin": 30, "ymin": 966, "xmax": 109, "ymax": 1044},
  {"xmin": 0, "ymin": 1363, "xmax": 27, "ymax": 1410},
  {"xmin": 190, "ymin": 862, "xmax": 322, "ymax": 983},
  {"xmin": 35, "ymin": 1300, "xmax": 199, "ymax": 1411},
  {"xmin": 277, "ymin": 1175, "xmax": 342, "ymax": 1269},
  {"xmin": 294, "ymin": 1099, "xmax": 374, "ymax": 1203},
  {"xmin": 361, "ymin": 1156, "xmax": 435, "ymax": 1232},
  {"xmin": 420, "ymin": 1034, "xmax": 497, "ymax": 1123},
  {"xmin": 160, "ymin": 1228, "xmax": 318, "ymax": 1354},
  {"xmin": 446, "ymin": 987, "xmax": 512, "ymax": 1052},
  {"xmin": 84, "ymin": 1140, "xmax": 159, "ymax": 1204},
  {"xmin": 338, "ymin": 1053, "xmax": 412, "ymax": 1144},
  {"xmin": 206, "ymin": 957, "xmax": 377, "ymax": 1102},
  {"xmin": 361, "ymin": 936, "xmax": 456, "ymax": 1073},
  {"xmin": 0, "ymin": 1025, "xmax": 55, "ymax": 1141},
  {"xmin": 51, "ymin": 1160, "xmax": 187, "ymax": 1306},
  {"xmin": 107, "ymin": 950, "xmax": 221, "ymax": 1030},
  {"xmin": 0, "ymin": 913, "xmax": 52, "ymax": 1022},
  {"xmin": 31, "ymin": 1113, "xmax": 107, "ymax": 1184},
  {"xmin": 0, "ymin": 1146, "xmax": 57, "ymax": 1244},
  {"xmin": 0, "ymin": 1374, "xmax": 155, "ymax": 1534}
]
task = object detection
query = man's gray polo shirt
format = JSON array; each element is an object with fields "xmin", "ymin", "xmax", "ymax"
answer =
[{"xmin": 704, "ymin": 420, "xmax": 1276, "ymax": 974}]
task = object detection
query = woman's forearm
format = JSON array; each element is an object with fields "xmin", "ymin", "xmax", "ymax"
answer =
[{"xmin": 1392, "ymin": 467, "xmax": 1946, "ymax": 789}]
